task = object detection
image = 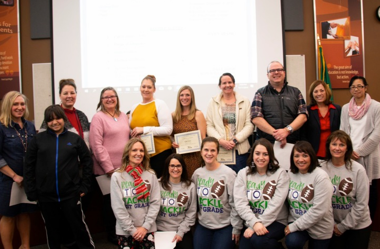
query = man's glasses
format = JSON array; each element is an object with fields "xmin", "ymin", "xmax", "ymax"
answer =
[{"xmin": 268, "ymin": 68, "xmax": 285, "ymax": 73}]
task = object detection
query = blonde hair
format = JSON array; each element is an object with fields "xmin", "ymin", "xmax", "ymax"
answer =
[
  {"xmin": 118, "ymin": 138, "xmax": 152, "ymax": 172},
  {"xmin": 173, "ymin": 85, "xmax": 198, "ymax": 123},
  {"xmin": 0, "ymin": 91, "xmax": 29, "ymax": 127}
]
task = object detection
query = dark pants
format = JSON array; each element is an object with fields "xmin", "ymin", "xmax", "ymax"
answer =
[
  {"xmin": 193, "ymin": 223, "xmax": 235, "ymax": 249},
  {"xmin": 369, "ymin": 179, "xmax": 378, "ymax": 220},
  {"xmin": 329, "ymin": 225, "xmax": 371, "ymax": 249},
  {"xmin": 285, "ymin": 230, "xmax": 330, "ymax": 249},
  {"xmin": 102, "ymin": 193, "xmax": 116, "ymax": 239},
  {"xmin": 175, "ymin": 231, "xmax": 194, "ymax": 249},
  {"xmin": 150, "ymin": 149, "xmax": 172, "ymax": 178},
  {"xmin": 239, "ymin": 221, "xmax": 285, "ymax": 249},
  {"xmin": 39, "ymin": 197, "xmax": 94, "ymax": 249},
  {"xmin": 228, "ymin": 152, "xmax": 249, "ymax": 174}
]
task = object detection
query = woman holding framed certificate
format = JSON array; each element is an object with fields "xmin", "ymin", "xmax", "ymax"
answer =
[
  {"xmin": 206, "ymin": 73, "xmax": 254, "ymax": 173},
  {"xmin": 172, "ymin": 86, "xmax": 206, "ymax": 177},
  {"xmin": 130, "ymin": 75, "xmax": 173, "ymax": 178}
]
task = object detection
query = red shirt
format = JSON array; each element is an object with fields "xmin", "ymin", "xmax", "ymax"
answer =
[
  {"xmin": 311, "ymin": 104, "xmax": 336, "ymax": 158},
  {"xmin": 63, "ymin": 107, "xmax": 83, "ymax": 138}
]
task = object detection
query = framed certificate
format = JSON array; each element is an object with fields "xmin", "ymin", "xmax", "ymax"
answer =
[
  {"xmin": 141, "ymin": 132, "xmax": 155, "ymax": 154},
  {"xmin": 174, "ymin": 130, "xmax": 202, "ymax": 154},
  {"xmin": 217, "ymin": 147, "xmax": 236, "ymax": 165}
]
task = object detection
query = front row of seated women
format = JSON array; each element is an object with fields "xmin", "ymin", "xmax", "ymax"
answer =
[{"xmin": 107, "ymin": 131, "xmax": 371, "ymax": 249}]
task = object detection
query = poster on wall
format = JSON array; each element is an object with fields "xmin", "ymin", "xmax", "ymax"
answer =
[
  {"xmin": 314, "ymin": 0, "xmax": 364, "ymax": 89},
  {"xmin": 0, "ymin": 0, "xmax": 21, "ymax": 99}
]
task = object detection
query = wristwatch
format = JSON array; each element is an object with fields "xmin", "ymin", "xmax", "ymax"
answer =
[
  {"xmin": 286, "ymin": 125, "xmax": 293, "ymax": 134},
  {"xmin": 233, "ymin": 138, "xmax": 239, "ymax": 144}
]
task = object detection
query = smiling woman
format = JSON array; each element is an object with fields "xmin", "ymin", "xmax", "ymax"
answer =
[
  {"xmin": 40, "ymin": 79, "xmax": 91, "ymax": 147},
  {"xmin": 0, "ymin": 91, "xmax": 37, "ymax": 249},
  {"xmin": 206, "ymin": 73, "xmax": 254, "ymax": 173},
  {"xmin": 89, "ymin": 86, "xmax": 130, "ymax": 244},
  {"xmin": 171, "ymin": 85, "xmax": 206, "ymax": 177},
  {"xmin": 304, "ymin": 80, "xmax": 341, "ymax": 159},
  {"xmin": 129, "ymin": 75, "xmax": 173, "ymax": 178}
]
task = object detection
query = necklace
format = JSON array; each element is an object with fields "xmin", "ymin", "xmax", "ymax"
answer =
[
  {"xmin": 104, "ymin": 110, "xmax": 118, "ymax": 121},
  {"xmin": 13, "ymin": 126, "xmax": 28, "ymax": 152}
]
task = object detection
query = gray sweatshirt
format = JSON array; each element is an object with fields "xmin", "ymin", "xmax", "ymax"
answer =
[
  {"xmin": 234, "ymin": 167, "xmax": 289, "ymax": 229},
  {"xmin": 191, "ymin": 164, "xmax": 243, "ymax": 234},
  {"xmin": 321, "ymin": 160, "xmax": 371, "ymax": 233},
  {"xmin": 156, "ymin": 181, "xmax": 197, "ymax": 238},
  {"xmin": 110, "ymin": 170, "xmax": 160, "ymax": 237},
  {"xmin": 288, "ymin": 167, "xmax": 334, "ymax": 239}
]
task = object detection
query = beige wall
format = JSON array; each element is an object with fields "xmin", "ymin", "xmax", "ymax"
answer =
[{"xmin": 19, "ymin": 0, "xmax": 380, "ymax": 120}]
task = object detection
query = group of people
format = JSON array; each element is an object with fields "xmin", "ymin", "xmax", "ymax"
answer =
[{"xmin": 0, "ymin": 60, "xmax": 378, "ymax": 249}]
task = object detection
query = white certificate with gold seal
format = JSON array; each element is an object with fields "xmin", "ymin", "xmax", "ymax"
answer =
[
  {"xmin": 217, "ymin": 147, "xmax": 236, "ymax": 165},
  {"xmin": 141, "ymin": 132, "xmax": 155, "ymax": 154},
  {"xmin": 174, "ymin": 130, "xmax": 202, "ymax": 154}
]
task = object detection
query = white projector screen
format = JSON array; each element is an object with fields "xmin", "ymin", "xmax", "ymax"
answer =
[{"xmin": 52, "ymin": 0, "xmax": 284, "ymax": 120}]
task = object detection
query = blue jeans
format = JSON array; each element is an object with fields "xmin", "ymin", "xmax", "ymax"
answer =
[
  {"xmin": 228, "ymin": 152, "xmax": 249, "ymax": 173},
  {"xmin": 285, "ymin": 230, "xmax": 331, "ymax": 249},
  {"xmin": 193, "ymin": 223, "xmax": 235, "ymax": 249},
  {"xmin": 239, "ymin": 221, "xmax": 285, "ymax": 249}
]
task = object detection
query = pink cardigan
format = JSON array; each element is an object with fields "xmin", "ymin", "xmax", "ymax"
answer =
[{"xmin": 89, "ymin": 111, "xmax": 130, "ymax": 175}]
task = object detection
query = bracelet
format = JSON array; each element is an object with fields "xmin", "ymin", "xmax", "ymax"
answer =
[{"xmin": 11, "ymin": 174, "xmax": 16, "ymax": 179}]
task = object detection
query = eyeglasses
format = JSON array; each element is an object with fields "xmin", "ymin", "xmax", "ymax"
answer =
[
  {"xmin": 102, "ymin": 95, "xmax": 117, "ymax": 100},
  {"xmin": 169, "ymin": 165, "xmax": 182, "ymax": 169},
  {"xmin": 350, "ymin": 85, "xmax": 365, "ymax": 90},
  {"xmin": 268, "ymin": 68, "xmax": 285, "ymax": 73}
]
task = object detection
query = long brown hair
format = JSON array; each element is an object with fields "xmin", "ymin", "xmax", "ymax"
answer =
[
  {"xmin": 246, "ymin": 138, "xmax": 279, "ymax": 175},
  {"xmin": 325, "ymin": 130, "xmax": 353, "ymax": 170},
  {"xmin": 173, "ymin": 85, "xmax": 198, "ymax": 123},
  {"xmin": 160, "ymin": 154, "xmax": 191, "ymax": 191}
]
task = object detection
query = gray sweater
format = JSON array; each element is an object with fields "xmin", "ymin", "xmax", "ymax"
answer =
[
  {"xmin": 191, "ymin": 164, "xmax": 243, "ymax": 234},
  {"xmin": 288, "ymin": 167, "xmax": 334, "ymax": 239},
  {"xmin": 234, "ymin": 167, "xmax": 289, "ymax": 228},
  {"xmin": 156, "ymin": 181, "xmax": 197, "ymax": 238},
  {"xmin": 110, "ymin": 170, "xmax": 160, "ymax": 237},
  {"xmin": 321, "ymin": 160, "xmax": 371, "ymax": 233}
]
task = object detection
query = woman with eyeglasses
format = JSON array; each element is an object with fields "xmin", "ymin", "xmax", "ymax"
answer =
[
  {"xmin": 206, "ymin": 73, "xmax": 254, "ymax": 173},
  {"xmin": 156, "ymin": 154, "xmax": 197, "ymax": 249},
  {"xmin": 130, "ymin": 75, "xmax": 173, "ymax": 178},
  {"xmin": 304, "ymin": 80, "xmax": 341, "ymax": 159},
  {"xmin": 321, "ymin": 131, "xmax": 371, "ymax": 249},
  {"xmin": 340, "ymin": 75, "xmax": 380, "ymax": 220},
  {"xmin": 89, "ymin": 86, "xmax": 130, "ymax": 244}
]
